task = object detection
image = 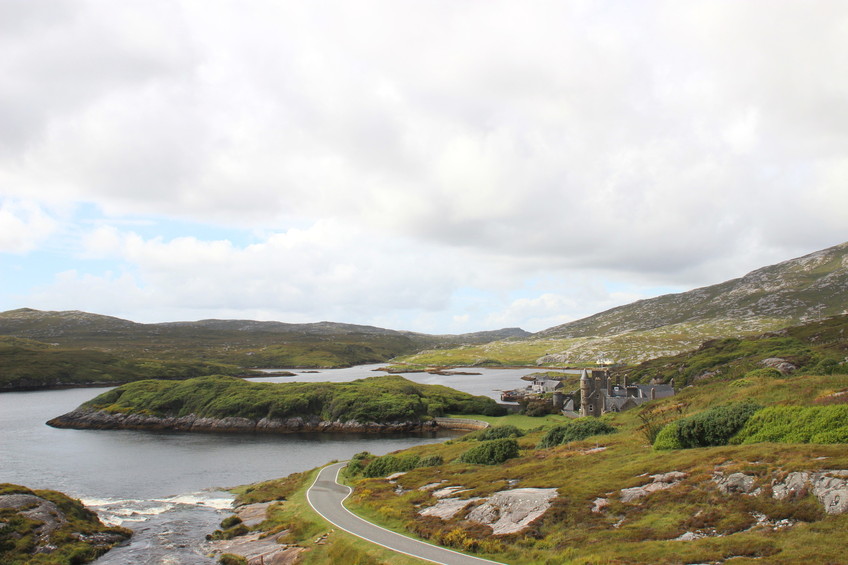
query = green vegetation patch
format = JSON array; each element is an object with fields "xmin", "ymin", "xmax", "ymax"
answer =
[
  {"xmin": 82, "ymin": 374, "xmax": 505, "ymax": 423},
  {"xmin": 359, "ymin": 453, "xmax": 444, "ymax": 478},
  {"xmin": 653, "ymin": 402, "xmax": 761, "ymax": 450},
  {"xmin": 459, "ymin": 438, "xmax": 520, "ymax": 465},
  {"xmin": 460, "ymin": 424, "xmax": 525, "ymax": 442},
  {"xmin": 537, "ymin": 419, "xmax": 617, "ymax": 448},
  {"xmin": 0, "ymin": 337, "xmax": 246, "ymax": 390},
  {"xmin": 732, "ymin": 405, "xmax": 848, "ymax": 445}
]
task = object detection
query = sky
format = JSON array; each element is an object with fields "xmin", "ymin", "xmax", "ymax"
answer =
[{"xmin": 1, "ymin": 1, "xmax": 847, "ymax": 334}]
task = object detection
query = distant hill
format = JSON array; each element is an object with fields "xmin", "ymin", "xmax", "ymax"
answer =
[
  {"xmin": 539, "ymin": 241, "xmax": 848, "ymax": 339},
  {"xmin": 0, "ymin": 308, "xmax": 528, "ymax": 379},
  {"xmin": 397, "ymin": 241, "xmax": 848, "ymax": 366}
]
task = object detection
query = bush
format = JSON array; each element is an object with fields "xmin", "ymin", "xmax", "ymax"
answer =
[
  {"xmin": 732, "ymin": 405, "xmax": 848, "ymax": 445},
  {"xmin": 459, "ymin": 438, "xmax": 520, "ymax": 465},
  {"xmin": 418, "ymin": 455, "xmax": 444, "ymax": 467},
  {"xmin": 653, "ymin": 401, "xmax": 761, "ymax": 449},
  {"xmin": 464, "ymin": 425, "xmax": 524, "ymax": 442},
  {"xmin": 362, "ymin": 455, "xmax": 420, "ymax": 477},
  {"xmin": 653, "ymin": 421, "xmax": 683, "ymax": 450},
  {"xmin": 537, "ymin": 419, "xmax": 617, "ymax": 449},
  {"xmin": 744, "ymin": 368, "xmax": 783, "ymax": 379}
]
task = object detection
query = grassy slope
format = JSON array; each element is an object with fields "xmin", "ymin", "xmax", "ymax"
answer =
[
  {"xmin": 337, "ymin": 372, "xmax": 848, "ymax": 564},
  {"xmin": 616, "ymin": 314, "xmax": 848, "ymax": 386},
  {"xmin": 77, "ymin": 375, "xmax": 505, "ymax": 422},
  {"xmin": 396, "ymin": 317, "xmax": 795, "ymax": 367},
  {"xmin": 0, "ymin": 336, "xmax": 247, "ymax": 390}
]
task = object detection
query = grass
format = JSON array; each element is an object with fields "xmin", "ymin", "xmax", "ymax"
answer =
[
  {"xmin": 0, "ymin": 337, "xmax": 248, "ymax": 390},
  {"xmin": 444, "ymin": 412, "xmax": 573, "ymax": 431}
]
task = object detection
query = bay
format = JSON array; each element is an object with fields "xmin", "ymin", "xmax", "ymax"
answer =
[{"xmin": 0, "ymin": 364, "xmax": 544, "ymax": 563}]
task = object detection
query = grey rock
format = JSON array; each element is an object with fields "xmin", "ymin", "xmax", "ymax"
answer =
[
  {"xmin": 466, "ymin": 488, "xmax": 558, "ymax": 535},
  {"xmin": 714, "ymin": 472, "xmax": 759, "ymax": 495}
]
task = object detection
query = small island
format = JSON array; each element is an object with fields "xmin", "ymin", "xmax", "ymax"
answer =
[{"xmin": 47, "ymin": 375, "xmax": 506, "ymax": 433}]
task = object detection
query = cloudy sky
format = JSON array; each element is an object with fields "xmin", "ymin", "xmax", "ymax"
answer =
[{"xmin": 1, "ymin": 1, "xmax": 846, "ymax": 333}]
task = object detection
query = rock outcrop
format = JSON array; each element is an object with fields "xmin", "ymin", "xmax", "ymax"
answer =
[
  {"xmin": 466, "ymin": 488, "xmax": 558, "ymax": 535},
  {"xmin": 47, "ymin": 408, "xmax": 439, "ymax": 434},
  {"xmin": 619, "ymin": 472, "xmax": 687, "ymax": 503},
  {"xmin": 0, "ymin": 486, "xmax": 130, "ymax": 563},
  {"xmin": 713, "ymin": 472, "xmax": 761, "ymax": 496},
  {"xmin": 772, "ymin": 470, "xmax": 848, "ymax": 515}
]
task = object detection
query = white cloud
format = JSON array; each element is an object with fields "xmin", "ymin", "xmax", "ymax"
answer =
[
  {"xmin": 0, "ymin": 200, "xmax": 58, "ymax": 253},
  {"xmin": 4, "ymin": 1, "xmax": 848, "ymax": 331}
]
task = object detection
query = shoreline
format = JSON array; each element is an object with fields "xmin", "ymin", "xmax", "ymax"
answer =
[{"xmin": 47, "ymin": 408, "xmax": 490, "ymax": 434}]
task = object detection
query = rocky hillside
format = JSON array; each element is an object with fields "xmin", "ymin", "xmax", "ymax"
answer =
[
  {"xmin": 539, "ymin": 240, "xmax": 848, "ymax": 339},
  {"xmin": 397, "ymin": 241, "xmax": 848, "ymax": 366}
]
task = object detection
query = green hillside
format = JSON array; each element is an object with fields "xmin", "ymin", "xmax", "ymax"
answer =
[
  {"xmin": 0, "ymin": 309, "xmax": 528, "ymax": 380},
  {"xmin": 617, "ymin": 313, "xmax": 848, "ymax": 386},
  {"xmin": 0, "ymin": 336, "xmax": 247, "ymax": 391}
]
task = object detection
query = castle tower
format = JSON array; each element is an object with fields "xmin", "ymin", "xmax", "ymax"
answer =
[{"xmin": 579, "ymin": 369, "xmax": 590, "ymax": 417}]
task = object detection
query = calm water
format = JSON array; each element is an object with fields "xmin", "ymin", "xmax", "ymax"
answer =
[{"xmin": 0, "ymin": 365, "xmax": 541, "ymax": 563}]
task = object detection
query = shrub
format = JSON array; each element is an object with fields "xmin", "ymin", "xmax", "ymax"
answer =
[
  {"xmin": 537, "ymin": 419, "xmax": 617, "ymax": 449},
  {"xmin": 418, "ymin": 455, "xmax": 444, "ymax": 467},
  {"xmin": 732, "ymin": 405, "xmax": 848, "ymax": 445},
  {"xmin": 459, "ymin": 438, "xmax": 520, "ymax": 465},
  {"xmin": 362, "ymin": 455, "xmax": 421, "ymax": 478},
  {"xmin": 675, "ymin": 401, "xmax": 761, "ymax": 448},
  {"xmin": 653, "ymin": 422, "xmax": 683, "ymax": 450},
  {"xmin": 744, "ymin": 368, "xmax": 783, "ymax": 379},
  {"xmin": 464, "ymin": 425, "xmax": 524, "ymax": 442}
]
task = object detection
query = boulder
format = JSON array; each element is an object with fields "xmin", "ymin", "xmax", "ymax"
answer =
[
  {"xmin": 620, "ymin": 472, "xmax": 687, "ymax": 503},
  {"xmin": 713, "ymin": 472, "xmax": 760, "ymax": 496}
]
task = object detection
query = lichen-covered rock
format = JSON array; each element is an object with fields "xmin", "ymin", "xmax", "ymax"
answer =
[
  {"xmin": 772, "ymin": 470, "xmax": 848, "ymax": 514},
  {"xmin": 714, "ymin": 472, "xmax": 760, "ymax": 495},
  {"xmin": 418, "ymin": 497, "xmax": 482, "ymax": 520},
  {"xmin": 0, "ymin": 486, "xmax": 130, "ymax": 563},
  {"xmin": 759, "ymin": 357, "xmax": 797, "ymax": 374},
  {"xmin": 465, "ymin": 488, "xmax": 558, "ymax": 535},
  {"xmin": 620, "ymin": 472, "xmax": 687, "ymax": 503}
]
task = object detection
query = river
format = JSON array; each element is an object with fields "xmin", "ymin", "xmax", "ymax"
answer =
[{"xmin": 0, "ymin": 365, "xmax": 543, "ymax": 563}]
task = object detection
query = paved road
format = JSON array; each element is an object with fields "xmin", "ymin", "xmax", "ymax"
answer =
[{"xmin": 306, "ymin": 462, "xmax": 506, "ymax": 565}]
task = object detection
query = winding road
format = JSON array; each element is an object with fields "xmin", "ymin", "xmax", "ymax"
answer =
[{"xmin": 306, "ymin": 461, "xmax": 506, "ymax": 565}]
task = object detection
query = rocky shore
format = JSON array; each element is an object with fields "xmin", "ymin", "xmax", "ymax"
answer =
[{"xmin": 46, "ymin": 408, "xmax": 441, "ymax": 434}]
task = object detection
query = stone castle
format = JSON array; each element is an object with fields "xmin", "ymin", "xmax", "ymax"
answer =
[{"xmin": 579, "ymin": 369, "xmax": 675, "ymax": 417}]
